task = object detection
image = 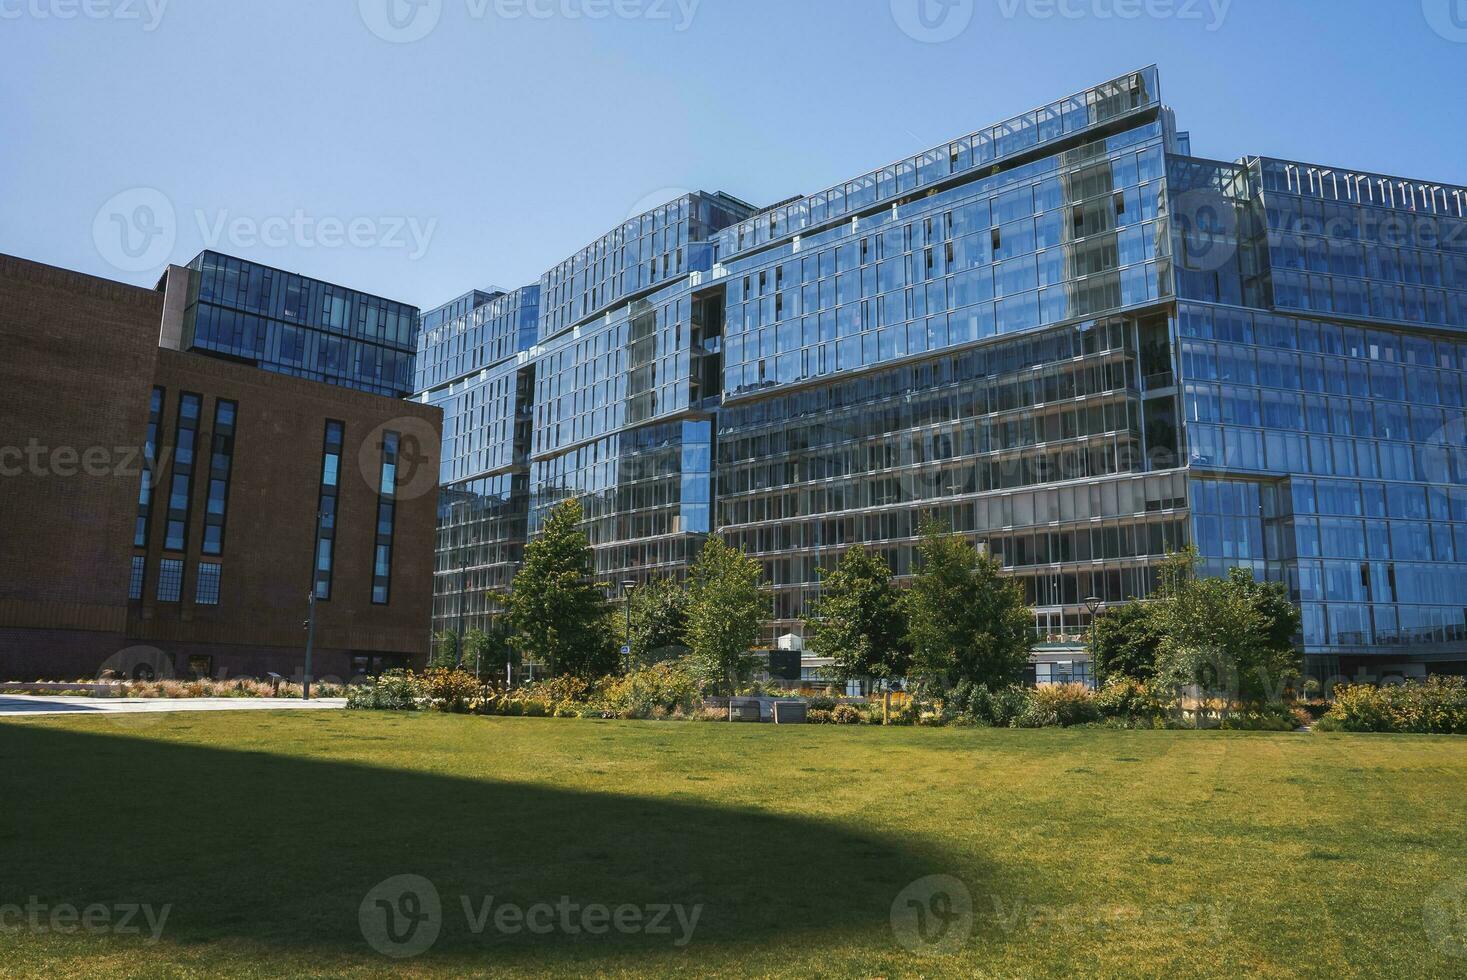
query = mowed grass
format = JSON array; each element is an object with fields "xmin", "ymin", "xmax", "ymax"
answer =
[{"xmin": 1, "ymin": 711, "xmax": 1465, "ymax": 978}]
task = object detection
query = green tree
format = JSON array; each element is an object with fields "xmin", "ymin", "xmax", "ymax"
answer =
[
  {"xmin": 459, "ymin": 625, "xmax": 514, "ymax": 679},
  {"xmin": 904, "ymin": 519, "xmax": 1034, "ymax": 689},
  {"xmin": 504, "ymin": 499, "xmax": 611, "ymax": 679},
  {"xmin": 429, "ymin": 631, "xmax": 460, "ymax": 670},
  {"xmin": 1151, "ymin": 549, "xmax": 1302, "ymax": 707},
  {"xmin": 627, "ymin": 576, "xmax": 689, "ymax": 665},
  {"xmin": 1089, "ymin": 600, "xmax": 1162, "ymax": 683},
  {"xmin": 807, "ymin": 545, "xmax": 909, "ymax": 684},
  {"xmin": 685, "ymin": 536, "xmax": 765, "ymax": 695}
]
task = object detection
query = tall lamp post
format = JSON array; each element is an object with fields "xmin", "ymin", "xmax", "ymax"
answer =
[
  {"xmin": 1083, "ymin": 595, "xmax": 1103, "ymax": 689},
  {"xmin": 621, "ymin": 580, "xmax": 637, "ymax": 674},
  {"xmin": 303, "ymin": 587, "xmax": 317, "ymax": 701}
]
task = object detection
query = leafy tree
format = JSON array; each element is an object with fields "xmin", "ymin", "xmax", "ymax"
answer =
[
  {"xmin": 1089, "ymin": 600, "xmax": 1162, "ymax": 683},
  {"xmin": 627, "ymin": 575, "xmax": 689, "ymax": 665},
  {"xmin": 1151, "ymin": 549, "xmax": 1302, "ymax": 706},
  {"xmin": 807, "ymin": 545, "xmax": 909, "ymax": 684},
  {"xmin": 504, "ymin": 499, "xmax": 611, "ymax": 679},
  {"xmin": 904, "ymin": 518, "xmax": 1033, "ymax": 689},
  {"xmin": 459, "ymin": 625, "xmax": 514, "ymax": 679},
  {"xmin": 429, "ymin": 631, "xmax": 460, "ymax": 670},
  {"xmin": 685, "ymin": 536, "xmax": 765, "ymax": 695}
]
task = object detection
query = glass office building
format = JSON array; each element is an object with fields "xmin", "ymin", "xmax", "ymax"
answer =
[
  {"xmin": 180, "ymin": 250, "xmax": 421, "ymax": 398},
  {"xmin": 415, "ymin": 68, "xmax": 1467, "ymax": 680}
]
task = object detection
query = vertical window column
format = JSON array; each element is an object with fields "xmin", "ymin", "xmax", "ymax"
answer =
[
  {"xmin": 135, "ymin": 387, "xmax": 164, "ymax": 547},
  {"xmin": 202, "ymin": 400, "xmax": 237, "ymax": 555},
  {"xmin": 314, "ymin": 421, "xmax": 344, "ymax": 599},
  {"xmin": 372, "ymin": 431, "xmax": 400, "ymax": 604},
  {"xmin": 128, "ymin": 555, "xmax": 147, "ymax": 601},
  {"xmin": 165, "ymin": 394, "xmax": 202, "ymax": 552}
]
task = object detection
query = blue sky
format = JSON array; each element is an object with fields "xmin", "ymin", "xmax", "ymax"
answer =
[{"xmin": 2, "ymin": 0, "xmax": 1464, "ymax": 310}]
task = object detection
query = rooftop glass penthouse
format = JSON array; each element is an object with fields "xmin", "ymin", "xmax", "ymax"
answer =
[
  {"xmin": 416, "ymin": 67, "xmax": 1467, "ymax": 682},
  {"xmin": 176, "ymin": 250, "xmax": 421, "ymax": 398}
]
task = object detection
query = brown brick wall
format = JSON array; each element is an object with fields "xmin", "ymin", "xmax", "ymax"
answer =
[
  {"xmin": 0, "ymin": 253, "xmax": 442, "ymax": 680},
  {"xmin": 0, "ymin": 255, "xmax": 158, "ymax": 640}
]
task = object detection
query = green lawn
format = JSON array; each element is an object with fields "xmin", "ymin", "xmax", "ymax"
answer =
[{"xmin": 1, "ymin": 711, "xmax": 1465, "ymax": 978}]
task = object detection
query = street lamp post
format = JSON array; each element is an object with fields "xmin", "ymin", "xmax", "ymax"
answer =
[
  {"xmin": 1083, "ymin": 596, "xmax": 1103, "ymax": 689},
  {"xmin": 303, "ymin": 588, "xmax": 317, "ymax": 701},
  {"xmin": 621, "ymin": 580, "xmax": 637, "ymax": 674}
]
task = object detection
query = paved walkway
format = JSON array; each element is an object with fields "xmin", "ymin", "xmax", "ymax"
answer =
[{"xmin": 0, "ymin": 696, "xmax": 347, "ymax": 717}]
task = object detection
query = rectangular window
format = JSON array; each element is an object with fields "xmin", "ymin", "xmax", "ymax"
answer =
[
  {"xmin": 314, "ymin": 421, "xmax": 345, "ymax": 599},
  {"xmin": 196, "ymin": 562, "xmax": 221, "ymax": 605},
  {"xmin": 128, "ymin": 555, "xmax": 146, "ymax": 601},
  {"xmin": 134, "ymin": 387, "xmax": 164, "ymax": 547},
  {"xmin": 165, "ymin": 393, "xmax": 202, "ymax": 551},
  {"xmin": 202, "ymin": 400, "xmax": 237, "ymax": 556},
  {"xmin": 157, "ymin": 559, "xmax": 184, "ymax": 602},
  {"xmin": 372, "ymin": 430, "xmax": 399, "ymax": 605}
]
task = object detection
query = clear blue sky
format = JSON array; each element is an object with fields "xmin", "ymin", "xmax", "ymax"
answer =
[{"xmin": 2, "ymin": 0, "xmax": 1464, "ymax": 310}]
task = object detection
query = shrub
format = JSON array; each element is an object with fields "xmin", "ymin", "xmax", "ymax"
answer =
[
  {"xmin": 1093, "ymin": 676, "xmax": 1176, "ymax": 722},
  {"xmin": 1319, "ymin": 678, "xmax": 1467, "ymax": 734},
  {"xmin": 525, "ymin": 676, "xmax": 592, "ymax": 712},
  {"xmin": 345, "ymin": 670, "xmax": 424, "ymax": 711},
  {"xmin": 831, "ymin": 703, "xmax": 864, "ymax": 725},
  {"xmin": 807, "ymin": 709, "xmax": 834, "ymax": 725},
  {"xmin": 521, "ymin": 699, "xmax": 549, "ymax": 718},
  {"xmin": 978, "ymin": 685, "xmax": 1030, "ymax": 728},
  {"xmin": 422, "ymin": 669, "xmax": 481, "ymax": 714},
  {"xmin": 600, "ymin": 662, "xmax": 699, "ymax": 720},
  {"xmin": 1015, "ymin": 683, "xmax": 1101, "ymax": 728}
]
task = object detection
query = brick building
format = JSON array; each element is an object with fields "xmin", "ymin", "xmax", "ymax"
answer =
[{"xmin": 0, "ymin": 254, "xmax": 441, "ymax": 681}]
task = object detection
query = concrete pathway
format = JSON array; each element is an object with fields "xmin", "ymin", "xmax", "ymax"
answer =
[{"xmin": 0, "ymin": 696, "xmax": 347, "ymax": 717}]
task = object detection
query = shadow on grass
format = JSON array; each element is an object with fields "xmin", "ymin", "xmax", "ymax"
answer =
[{"xmin": 0, "ymin": 722, "xmax": 977, "ymax": 968}]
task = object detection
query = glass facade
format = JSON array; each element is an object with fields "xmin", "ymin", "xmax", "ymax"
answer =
[
  {"xmin": 182, "ymin": 251, "xmax": 421, "ymax": 398},
  {"xmin": 415, "ymin": 66, "xmax": 1467, "ymax": 676}
]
